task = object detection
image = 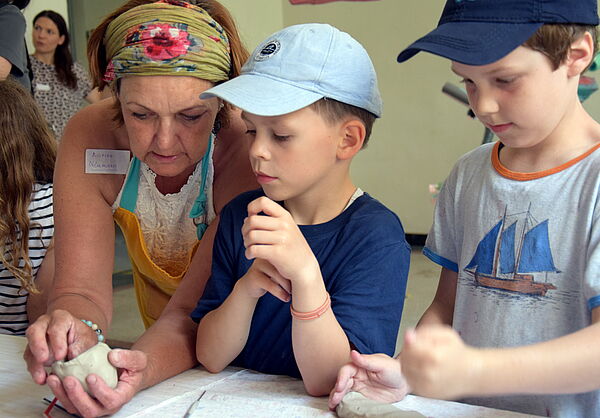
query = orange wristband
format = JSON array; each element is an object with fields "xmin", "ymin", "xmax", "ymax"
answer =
[{"xmin": 290, "ymin": 292, "xmax": 331, "ymax": 320}]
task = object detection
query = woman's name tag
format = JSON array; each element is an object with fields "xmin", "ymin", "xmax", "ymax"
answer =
[
  {"xmin": 35, "ymin": 83, "xmax": 51, "ymax": 92},
  {"xmin": 85, "ymin": 149, "xmax": 130, "ymax": 174}
]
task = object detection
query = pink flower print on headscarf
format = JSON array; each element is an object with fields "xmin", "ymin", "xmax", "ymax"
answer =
[
  {"xmin": 140, "ymin": 23, "xmax": 192, "ymax": 61},
  {"xmin": 103, "ymin": 60, "xmax": 116, "ymax": 82}
]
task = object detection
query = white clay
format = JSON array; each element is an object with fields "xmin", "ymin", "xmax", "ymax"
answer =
[
  {"xmin": 336, "ymin": 392, "xmax": 426, "ymax": 418},
  {"xmin": 51, "ymin": 342, "xmax": 118, "ymax": 394}
]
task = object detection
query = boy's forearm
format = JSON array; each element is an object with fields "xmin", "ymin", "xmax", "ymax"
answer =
[
  {"xmin": 195, "ymin": 282, "xmax": 257, "ymax": 372},
  {"xmin": 291, "ymin": 278, "xmax": 351, "ymax": 396},
  {"xmin": 470, "ymin": 321, "xmax": 600, "ymax": 396},
  {"xmin": 417, "ymin": 267, "xmax": 457, "ymax": 328},
  {"xmin": 417, "ymin": 302, "xmax": 453, "ymax": 327},
  {"xmin": 292, "ymin": 310, "xmax": 352, "ymax": 396}
]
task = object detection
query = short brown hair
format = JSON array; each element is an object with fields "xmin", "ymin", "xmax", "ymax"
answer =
[
  {"xmin": 309, "ymin": 98, "xmax": 377, "ymax": 148},
  {"xmin": 87, "ymin": 0, "xmax": 249, "ymax": 127},
  {"xmin": 523, "ymin": 24, "xmax": 598, "ymax": 71}
]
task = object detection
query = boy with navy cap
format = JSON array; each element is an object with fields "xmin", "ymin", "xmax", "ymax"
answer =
[
  {"xmin": 191, "ymin": 23, "xmax": 410, "ymax": 396},
  {"xmin": 330, "ymin": 0, "xmax": 600, "ymax": 416}
]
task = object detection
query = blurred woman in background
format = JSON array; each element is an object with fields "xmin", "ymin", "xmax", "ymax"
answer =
[{"xmin": 31, "ymin": 10, "xmax": 102, "ymax": 139}]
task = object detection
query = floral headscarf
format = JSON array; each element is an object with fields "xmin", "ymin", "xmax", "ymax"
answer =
[{"xmin": 103, "ymin": 0, "xmax": 231, "ymax": 83}]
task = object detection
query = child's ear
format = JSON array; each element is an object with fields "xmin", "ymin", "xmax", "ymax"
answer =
[
  {"xmin": 337, "ymin": 119, "xmax": 365, "ymax": 160},
  {"xmin": 566, "ymin": 31, "xmax": 595, "ymax": 77}
]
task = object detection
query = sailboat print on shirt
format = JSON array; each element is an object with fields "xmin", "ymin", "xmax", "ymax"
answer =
[{"xmin": 464, "ymin": 205, "xmax": 558, "ymax": 296}]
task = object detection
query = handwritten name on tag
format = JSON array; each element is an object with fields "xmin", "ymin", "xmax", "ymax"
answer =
[{"xmin": 85, "ymin": 149, "xmax": 130, "ymax": 174}]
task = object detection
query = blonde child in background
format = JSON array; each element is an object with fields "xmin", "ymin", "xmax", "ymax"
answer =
[
  {"xmin": 0, "ymin": 79, "xmax": 56, "ymax": 335},
  {"xmin": 192, "ymin": 23, "xmax": 410, "ymax": 396},
  {"xmin": 330, "ymin": 0, "xmax": 600, "ymax": 416}
]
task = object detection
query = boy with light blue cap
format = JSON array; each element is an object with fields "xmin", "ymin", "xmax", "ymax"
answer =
[
  {"xmin": 330, "ymin": 0, "xmax": 600, "ymax": 416},
  {"xmin": 190, "ymin": 23, "xmax": 410, "ymax": 396}
]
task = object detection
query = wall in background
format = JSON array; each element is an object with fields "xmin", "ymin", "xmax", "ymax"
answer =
[
  {"xmin": 33, "ymin": 0, "xmax": 600, "ymax": 234},
  {"xmin": 68, "ymin": 0, "xmax": 123, "ymax": 67},
  {"xmin": 218, "ymin": 0, "xmax": 284, "ymax": 55}
]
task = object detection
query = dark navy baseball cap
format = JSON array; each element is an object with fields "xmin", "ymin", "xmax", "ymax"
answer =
[{"xmin": 397, "ymin": 0, "xmax": 599, "ymax": 65}]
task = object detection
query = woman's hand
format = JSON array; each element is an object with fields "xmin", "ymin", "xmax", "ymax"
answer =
[
  {"xmin": 45, "ymin": 349, "xmax": 148, "ymax": 418},
  {"xmin": 328, "ymin": 350, "xmax": 409, "ymax": 410},
  {"xmin": 24, "ymin": 309, "xmax": 100, "ymax": 384}
]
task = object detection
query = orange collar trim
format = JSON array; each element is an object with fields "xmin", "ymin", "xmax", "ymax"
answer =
[{"xmin": 491, "ymin": 141, "xmax": 600, "ymax": 181}]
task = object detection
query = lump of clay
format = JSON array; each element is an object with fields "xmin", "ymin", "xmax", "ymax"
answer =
[
  {"xmin": 336, "ymin": 392, "xmax": 426, "ymax": 418},
  {"xmin": 51, "ymin": 342, "xmax": 118, "ymax": 394}
]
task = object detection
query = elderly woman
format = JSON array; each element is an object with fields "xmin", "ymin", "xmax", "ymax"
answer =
[{"xmin": 24, "ymin": 0, "xmax": 256, "ymax": 415}]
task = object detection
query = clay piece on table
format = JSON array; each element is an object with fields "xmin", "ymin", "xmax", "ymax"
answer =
[
  {"xmin": 51, "ymin": 342, "xmax": 118, "ymax": 394},
  {"xmin": 336, "ymin": 392, "xmax": 426, "ymax": 418}
]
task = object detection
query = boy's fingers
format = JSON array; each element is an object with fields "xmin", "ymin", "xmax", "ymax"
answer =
[
  {"xmin": 266, "ymin": 283, "xmax": 291, "ymax": 302},
  {"xmin": 247, "ymin": 196, "xmax": 283, "ymax": 217},
  {"xmin": 351, "ymin": 351, "xmax": 385, "ymax": 372},
  {"xmin": 242, "ymin": 216, "xmax": 281, "ymax": 244},
  {"xmin": 243, "ymin": 229, "xmax": 280, "ymax": 249},
  {"xmin": 329, "ymin": 385, "xmax": 350, "ymax": 410},
  {"xmin": 335, "ymin": 363, "xmax": 358, "ymax": 391},
  {"xmin": 245, "ymin": 244, "xmax": 272, "ymax": 261}
]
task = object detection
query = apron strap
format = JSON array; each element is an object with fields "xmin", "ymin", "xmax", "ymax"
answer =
[{"xmin": 119, "ymin": 157, "xmax": 141, "ymax": 212}]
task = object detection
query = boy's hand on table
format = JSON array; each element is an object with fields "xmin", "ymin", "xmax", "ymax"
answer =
[
  {"xmin": 328, "ymin": 350, "xmax": 409, "ymax": 410},
  {"xmin": 400, "ymin": 325, "xmax": 483, "ymax": 400},
  {"xmin": 243, "ymin": 196, "xmax": 320, "ymax": 287}
]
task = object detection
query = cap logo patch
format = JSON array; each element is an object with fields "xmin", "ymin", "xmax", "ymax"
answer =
[{"xmin": 255, "ymin": 40, "xmax": 281, "ymax": 61}]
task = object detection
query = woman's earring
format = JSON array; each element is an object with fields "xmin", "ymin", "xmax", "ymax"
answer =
[{"xmin": 212, "ymin": 117, "xmax": 222, "ymax": 135}]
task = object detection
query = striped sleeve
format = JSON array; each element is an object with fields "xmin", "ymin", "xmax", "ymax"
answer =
[{"xmin": 0, "ymin": 183, "xmax": 54, "ymax": 335}]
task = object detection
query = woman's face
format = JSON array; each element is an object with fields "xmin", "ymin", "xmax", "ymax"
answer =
[
  {"xmin": 119, "ymin": 75, "xmax": 221, "ymax": 179},
  {"xmin": 32, "ymin": 17, "xmax": 64, "ymax": 55}
]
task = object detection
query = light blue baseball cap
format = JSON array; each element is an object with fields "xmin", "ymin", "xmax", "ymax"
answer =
[{"xmin": 201, "ymin": 23, "xmax": 382, "ymax": 117}]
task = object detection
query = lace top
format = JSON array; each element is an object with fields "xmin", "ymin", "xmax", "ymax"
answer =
[{"xmin": 113, "ymin": 146, "xmax": 216, "ymax": 276}]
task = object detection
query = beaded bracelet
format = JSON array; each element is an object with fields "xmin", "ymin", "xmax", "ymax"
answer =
[
  {"xmin": 81, "ymin": 319, "xmax": 105, "ymax": 343},
  {"xmin": 290, "ymin": 292, "xmax": 331, "ymax": 320}
]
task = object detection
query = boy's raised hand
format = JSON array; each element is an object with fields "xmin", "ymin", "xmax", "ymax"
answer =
[
  {"xmin": 239, "ymin": 257, "xmax": 291, "ymax": 302},
  {"xmin": 400, "ymin": 326, "xmax": 483, "ymax": 400},
  {"xmin": 328, "ymin": 350, "xmax": 409, "ymax": 410},
  {"xmin": 242, "ymin": 196, "xmax": 320, "ymax": 287}
]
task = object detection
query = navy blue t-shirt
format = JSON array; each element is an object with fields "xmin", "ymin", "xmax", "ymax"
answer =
[{"xmin": 191, "ymin": 189, "xmax": 410, "ymax": 377}]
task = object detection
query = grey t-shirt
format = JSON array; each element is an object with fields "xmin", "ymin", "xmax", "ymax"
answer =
[
  {"xmin": 0, "ymin": 3, "xmax": 30, "ymax": 91},
  {"xmin": 425, "ymin": 141, "xmax": 600, "ymax": 417}
]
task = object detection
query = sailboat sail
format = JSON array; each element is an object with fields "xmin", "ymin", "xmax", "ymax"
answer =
[
  {"xmin": 464, "ymin": 209, "xmax": 557, "ymax": 296},
  {"xmin": 518, "ymin": 220, "xmax": 558, "ymax": 273},
  {"xmin": 465, "ymin": 221, "xmax": 502, "ymax": 275},
  {"xmin": 499, "ymin": 221, "xmax": 516, "ymax": 274}
]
